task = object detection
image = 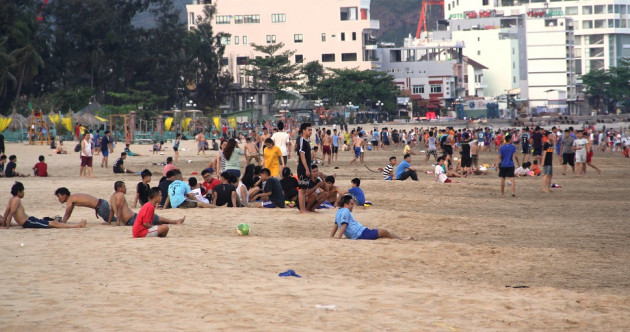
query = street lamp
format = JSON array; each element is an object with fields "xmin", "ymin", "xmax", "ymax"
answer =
[
  {"xmin": 280, "ymin": 99, "xmax": 290, "ymax": 113},
  {"xmin": 375, "ymin": 100, "xmax": 383, "ymax": 122},
  {"xmin": 247, "ymin": 96, "xmax": 256, "ymax": 109},
  {"xmin": 185, "ymin": 100, "xmax": 196, "ymax": 109}
]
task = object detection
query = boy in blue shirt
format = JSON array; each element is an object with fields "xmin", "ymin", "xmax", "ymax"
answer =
[
  {"xmin": 496, "ymin": 134, "xmax": 519, "ymax": 197},
  {"xmin": 335, "ymin": 177, "xmax": 367, "ymax": 206},
  {"xmin": 395, "ymin": 153, "xmax": 418, "ymax": 181},
  {"xmin": 330, "ymin": 194, "xmax": 406, "ymax": 240}
]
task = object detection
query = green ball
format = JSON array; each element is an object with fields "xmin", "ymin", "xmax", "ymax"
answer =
[{"xmin": 237, "ymin": 223, "xmax": 250, "ymax": 236}]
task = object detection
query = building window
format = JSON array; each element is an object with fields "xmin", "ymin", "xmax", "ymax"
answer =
[
  {"xmin": 271, "ymin": 13, "xmax": 286, "ymax": 23},
  {"xmin": 244, "ymin": 15, "xmax": 260, "ymax": 24},
  {"xmin": 352, "ymin": 32, "xmax": 357, "ymax": 41},
  {"xmin": 221, "ymin": 58, "xmax": 228, "ymax": 66},
  {"xmin": 322, "ymin": 53, "xmax": 335, "ymax": 62},
  {"xmin": 482, "ymin": 0, "xmax": 489, "ymax": 5},
  {"xmin": 216, "ymin": 15, "xmax": 231, "ymax": 24},
  {"xmin": 594, "ymin": 20, "xmax": 605, "ymax": 29},
  {"xmin": 430, "ymin": 84, "xmax": 442, "ymax": 93},
  {"xmin": 582, "ymin": 6, "xmax": 592, "ymax": 15},
  {"xmin": 220, "ymin": 36, "xmax": 231, "ymax": 45},
  {"xmin": 566, "ymin": 7, "xmax": 578, "ymax": 15},
  {"xmin": 295, "ymin": 54, "xmax": 304, "ymax": 64},
  {"xmin": 341, "ymin": 32, "xmax": 345, "ymax": 41},
  {"xmin": 235, "ymin": 36, "xmax": 239, "ymax": 45},
  {"xmin": 243, "ymin": 36, "xmax": 248, "ymax": 44},
  {"xmin": 341, "ymin": 53, "xmax": 357, "ymax": 61},
  {"xmin": 266, "ymin": 35, "xmax": 276, "ymax": 43},
  {"xmin": 412, "ymin": 85, "xmax": 424, "ymax": 94},
  {"xmin": 294, "ymin": 34, "xmax": 303, "ymax": 43},
  {"xmin": 322, "ymin": 33, "xmax": 326, "ymax": 42},
  {"xmin": 477, "ymin": 50, "xmax": 481, "ymax": 56},
  {"xmin": 582, "ymin": 20, "xmax": 593, "ymax": 29},
  {"xmin": 340, "ymin": 7, "xmax": 358, "ymax": 21},
  {"xmin": 594, "ymin": 5, "xmax": 605, "ymax": 15},
  {"xmin": 236, "ymin": 57, "xmax": 248, "ymax": 65},
  {"xmin": 189, "ymin": 13, "xmax": 195, "ymax": 25},
  {"xmin": 234, "ymin": 15, "xmax": 243, "ymax": 24}
]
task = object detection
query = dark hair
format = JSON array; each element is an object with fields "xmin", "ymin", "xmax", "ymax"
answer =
[
  {"xmin": 176, "ymin": 133, "xmax": 181, "ymax": 138},
  {"xmin": 277, "ymin": 121, "xmax": 284, "ymax": 130},
  {"xmin": 242, "ymin": 164, "xmax": 255, "ymax": 188},
  {"xmin": 325, "ymin": 175, "xmax": 335, "ymax": 184},
  {"xmin": 265, "ymin": 138, "xmax": 274, "ymax": 145},
  {"xmin": 104, "ymin": 130, "xmax": 110, "ymax": 135},
  {"xmin": 188, "ymin": 177, "xmax": 198, "ymax": 187},
  {"xmin": 254, "ymin": 165, "xmax": 262, "ymax": 175},
  {"xmin": 121, "ymin": 152, "xmax": 127, "ymax": 157},
  {"xmin": 223, "ymin": 138, "xmax": 237, "ymax": 160},
  {"xmin": 11, "ymin": 182, "xmax": 24, "ymax": 196},
  {"xmin": 9, "ymin": 155, "xmax": 16, "ymax": 161},
  {"xmin": 437, "ymin": 156, "xmax": 445, "ymax": 162},
  {"xmin": 0, "ymin": 155, "xmax": 6, "ymax": 160},
  {"xmin": 166, "ymin": 156, "xmax": 173, "ymax": 163},
  {"xmin": 389, "ymin": 156, "xmax": 396, "ymax": 162},
  {"xmin": 337, "ymin": 194, "xmax": 354, "ymax": 207},
  {"xmin": 260, "ymin": 168, "xmax": 271, "ymax": 176},
  {"xmin": 201, "ymin": 169, "xmax": 211, "ymax": 176},
  {"xmin": 281, "ymin": 167, "xmax": 291, "ymax": 178},
  {"xmin": 38, "ymin": 155, "xmax": 45, "ymax": 162},
  {"xmin": 299, "ymin": 122, "xmax": 311, "ymax": 135},
  {"xmin": 165, "ymin": 170, "xmax": 175, "ymax": 178},
  {"xmin": 114, "ymin": 181, "xmax": 125, "ymax": 191},
  {"xmin": 326, "ymin": 129, "xmax": 331, "ymax": 135},
  {"xmin": 55, "ymin": 187, "xmax": 71, "ymax": 196},
  {"xmin": 311, "ymin": 164, "xmax": 318, "ymax": 170},
  {"xmin": 403, "ymin": 153, "xmax": 411, "ymax": 159},
  {"xmin": 220, "ymin": 171, "xmax": 231, "ymax": 180},
  {"xmin": 141, "ymin": 169, "xmax": 152, "ymax": 179},
  {"xmin": 172, "ymin": 169, "xmax": 182, "ymax": 177},
  {"xmin": 148, "ymin": 187, "xmax": 161, "ymax": 199},
  {"xmin": 351, "ymin": 178, "xmax": 360, "ymax": 186},
  {"xmin": 313, "ymin": 146, "xmax": 318, "ymax": 151},
  {"xmin": 533, "ymin": 160, "xmax": 538, "ymax": 165}
]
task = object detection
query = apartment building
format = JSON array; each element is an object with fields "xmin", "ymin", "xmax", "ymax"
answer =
[
  {"xmin": 186, "ymin": 0, "xmax": 379, "ymax": 90},
  {"xmin": 446, "ymin": 0, "xmax": 630, "ymax": 75}
]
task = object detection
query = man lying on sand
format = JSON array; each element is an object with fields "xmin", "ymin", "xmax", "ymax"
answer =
[
  {"xmin": 55, "ymin": 187, "xmax": 115, "ymax": 223},
  {"xmin": 3, "ymin": 182, "xmax": 86, "ymax": 229},
  {"xmin": 330, "ymin": 194, "xmax": 410, "ymax": 240},
  {"xmin": 110, "ymin": 181, "xmax": 185, "ymax": 226}
]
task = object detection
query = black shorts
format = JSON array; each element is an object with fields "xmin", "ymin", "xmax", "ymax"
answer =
[
  {"xmin": 23, "ymin": 216, "xmax": 49, "ymax": 228},
  {"xmin": 521, "ymin": 144, "xmax": 530, "ymax": 154},
  {"xmin": 332, "ymin": 146, "xmax": 338, "ymax": 154},
  {"xmin": 383, "ymin": 140, "xmax": 390, "ymax": 146},
  {"xmin": 532, "ymin": 146, "xmax": 542, "ymax": 156},
  {"xmin": 173, "ymin": 147, "xmax": 178, "ymax": 152},
  {"xmin": 498, "ymin": 166, "xmax": 515, "ymax": 178},
  {"xmin": 443, "ymin": 145, "xmax": 453, "ymax": 156},
  {"xmin": 371, "ymin": 140, "xmax": 378, "ymax": 146},
  {"xmin": 562, "ymin": 153, "xmax": 575, "ymax": 166},
  {"xmin": 461, "ymin": 156, "xmax": 472, "ymax": 168},
  {"xmin": 297, "ymin": 173, "xmax": 311, "ymax": 190}
]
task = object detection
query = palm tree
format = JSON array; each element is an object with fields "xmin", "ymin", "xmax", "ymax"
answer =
[
  {"xmin": 0, "ymin": 37, "xmax": 16, "ymax": 103},
  {"xmin": 9, "ymin": 16, "xmax": 44, "ymax": 110}
]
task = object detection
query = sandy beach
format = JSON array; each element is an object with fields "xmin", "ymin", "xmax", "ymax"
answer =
[{"xmin": 1, "ymin": 132, "xmax": 629, "ymax": 331}]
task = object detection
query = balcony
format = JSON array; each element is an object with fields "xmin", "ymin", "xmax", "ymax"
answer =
[{"xmin": 370, "ymin": 20, "xmax": 380, "ymax": 30}]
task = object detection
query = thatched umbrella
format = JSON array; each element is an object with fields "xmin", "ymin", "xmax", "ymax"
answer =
[
  {"xmin": 77, "ymin": 102, "xmax": 106, "ymax": 127},
  {"xmin": 7, "ymin": 110, "xmax": 28, "ymax": 131}
]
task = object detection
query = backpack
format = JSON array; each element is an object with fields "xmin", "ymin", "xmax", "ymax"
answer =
[{"xmin": 74, "ymin": 143, "xmax": 81, "ymax": 152}]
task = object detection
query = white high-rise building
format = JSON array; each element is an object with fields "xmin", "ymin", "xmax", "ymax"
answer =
[{"xmin": 446, "ymin": 0, "xmax": 630, "ymax": 75}]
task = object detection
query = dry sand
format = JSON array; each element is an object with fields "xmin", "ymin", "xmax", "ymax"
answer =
[{"xmin": 1, "ymin": 136, "xmax": 629, "ymax": 331}]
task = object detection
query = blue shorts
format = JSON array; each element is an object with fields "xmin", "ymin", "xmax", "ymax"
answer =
[
  {"xmin": 357, "ymin": 228, "xmax": 379, "ymax": 240},
  {"xmin": 126, "ymin": 213, "xmax": 160, "ymax": 226},
  {"xmin": 102, "ymin": 149, "xmax": 109, "ymax": 157},
  {"xmin": 23, "ymin": 216, "xmax": 49, "ymax": 228},
  {"xmin": 543, "ymin": 165, "xmax": 553, "ymax": 176},
  {"xmin": 261, "ymin": 201, "xmax": 276, "ymax": 208},
  {"xmin": 354, "ymin": 147, "xmax": 361, "ymax": 158}
]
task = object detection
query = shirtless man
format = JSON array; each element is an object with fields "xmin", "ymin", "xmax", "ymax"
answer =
[
  {"xmin": 304, "ymin": 165, "xmax": 328, "ymax": 212},
  {"xmin": 322, "ymin": 130, "xmax": 333, "ymax": 166},
  {"xmin": 244, "ymin": 137, "xmax": 261, "ymax": 165},
  {"xmin": 55, "ymin": 187, "xmax": 114, "ymax": 224},
  {"xmin": 109, "ymin": 181, "xmax": 185, "ymax": 226},
  {"xmin": 324, "ymin": 175, "xmax": 344, "ymax": 206},
  {"xmin": 196, "ymin": 130, "xmax": 207, "ymax": 155},
  {"xmin": 3, "ymin": 182, "xmax": 86, "ymax": 229},
  {"xmin": 349, "ymin": 132, "xmax": 364, "ymax": 165},
  {"xmin": 260, "ymin": 128, "xmax": 271, "ymax": 155}
]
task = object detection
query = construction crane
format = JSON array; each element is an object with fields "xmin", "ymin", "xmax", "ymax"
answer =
[{"xmin": 415, "ymin": 0, "xmax": 445, "ymax": 40}]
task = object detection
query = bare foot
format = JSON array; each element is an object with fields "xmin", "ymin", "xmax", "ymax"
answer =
[
  {"xmin": 176, "ymin": 216, "xmax": 186, "ymax": 224},
  {"xmin": 512, "ymin": 194, "xmax": 516, "ymax": 197},
  {"xmin": 79, "ymin": 219, "xmax": 87, "ymax": 227}
]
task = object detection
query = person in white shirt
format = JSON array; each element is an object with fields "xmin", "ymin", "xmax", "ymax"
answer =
[
  {"xmin": 271, "ymin": 121, "xmax": 291, "ymax": 164},
  {"xmin": 572, "ymin": 130, "xmax": 589, "ymax": 176},
  {"xmin": 434, "ymin": 156, "xmax": 451, "ymax": 183}
]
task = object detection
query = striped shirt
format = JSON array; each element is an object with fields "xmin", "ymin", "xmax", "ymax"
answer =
[{"xmin": 383, "ymin": 164, "xmax": 394, "ymax": 180}]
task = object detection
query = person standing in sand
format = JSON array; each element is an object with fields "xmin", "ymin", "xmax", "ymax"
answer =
[
  {"xmin": 3, "ymin": 182, "xmax": 86, "ymax": 229},
  {"xmin": 55, "ymin": 187, "xmax": 116, "ymax": 224},
  {"xmin": 330, "ymin": 194, "xmax": 408, "ymax": 240},
  {"xmin": 296, "ymin": 123, "xmax": 313, "ymax": 214},
  {"xmin": 79, "ymin": 132, "xmax": 94, "ymax": 177},
  {"xmin": 196, "ymin": 130, "xmax": 207, "ymax": 155},
  {"xmin": 496, "ymin": 134, "xmax": 519, "ymax": 197},
  {"xmin": 321, "ymin": 129, "xmax": 333, "ymax": 167},
  {"xmin": 109, "ymin": 181, "xmax": 185, "ymax": 226},
  {"xmin": 100, "ymin": 130, "xmax": 113, "ymax": 168}
]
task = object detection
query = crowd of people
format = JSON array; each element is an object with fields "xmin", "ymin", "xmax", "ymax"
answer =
[{"xmin": 2, "ymin": 121, "xmax": 629, "ymax": 240}]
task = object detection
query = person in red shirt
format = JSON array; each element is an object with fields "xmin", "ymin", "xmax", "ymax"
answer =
[
  {"xmin": 132, "ymin": 188, "xmax": 169, "ymax": 238},
  {"xmin": 200, "ymin": 167, "xmax": 220, "ymax": 201},
  {"xmin": 32, "ymin": 155, "xmax": 48, "ymax": 177}
]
